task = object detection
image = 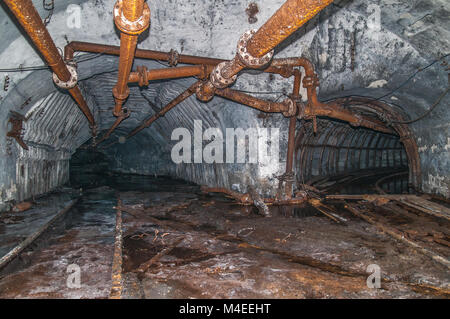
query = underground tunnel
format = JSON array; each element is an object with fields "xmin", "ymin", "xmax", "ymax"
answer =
[{"xmin": 0, "ymin": 0, "xmax": 449, "ymax": 300}]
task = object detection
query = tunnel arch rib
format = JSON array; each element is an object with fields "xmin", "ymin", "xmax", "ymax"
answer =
[{"xmin": 295, "ymin": 97, "xmax": 421, "ymax": 191}]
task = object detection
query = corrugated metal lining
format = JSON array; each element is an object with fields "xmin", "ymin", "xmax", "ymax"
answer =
[
  {"xmin": 295, "ymin": 120, "xmax": 407, "ymax": 184},
  {"xmin": 101, "ymin": 77, "xmax": 234, "ymax": 189},
  {"xmin": 11, "ymin": 87, "xmax": 95, "ymax": 202}
]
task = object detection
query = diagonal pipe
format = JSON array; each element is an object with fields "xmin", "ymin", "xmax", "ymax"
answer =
[
  {"xmin": 3, "ymin": 0, "xmax": 96, "ymax": 134},
  {"xmin": 126, "ymin": 81, "xmax": 200, "ymax": 139}
]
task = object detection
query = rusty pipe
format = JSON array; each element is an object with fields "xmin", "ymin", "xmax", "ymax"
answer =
[
  {"xmin": 271, "ymin": 57, "xmax": 319, "ymax": 107},
  {"xmin": 304, "ymin": 102, "xmax": 395, "ymax": 134},
  {"xmin": 270, "ymin": 58, "xmax": 395, "ymax": 134},
  {"xmin": 215, "ymin": 88, "xmax": 294, "ymax": 114},
  {"xmin": 94, "ymin": 110, "xmax": 130, "ymax": 146},
  {"xmin": 65, "ymin": 41, "xmax": 224, "ymax": 65},
  {"xmin": 64, "ymin": 41, "xmax": 293, "ymax": 78},
  {"xmin": 112, "ymin": 0, "xmax": 150, "ymax": 116},
  {"xmin": 247, "ymin": 0, "xmax": 334, "ymax": 57},
  {"xmin": 128, "ymin": 65, "xmax": 213, "ymax": 85},
  {"xmin": 126, "ymin": 81, "xmax": 200, "ymax": 139},
  {"xmin": 3, "ymin": 0, "xmax": 96, "ymax": 128}
]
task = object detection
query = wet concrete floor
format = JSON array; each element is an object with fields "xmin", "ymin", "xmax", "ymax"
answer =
[{"xmin": 0, "ymin": 173, "xmax": 448, "ymax": 298}]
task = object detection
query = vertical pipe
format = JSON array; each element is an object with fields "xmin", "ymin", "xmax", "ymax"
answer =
[
  {"xmin": 284, "ymin": 69, "xmax": 300, "ymax": 198},
  {"xmin": 112, "ymin": 0, "xmax": 149, "ymax": 116}
]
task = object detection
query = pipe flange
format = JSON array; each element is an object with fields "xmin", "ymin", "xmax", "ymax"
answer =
[
  {"xmin": 112, "ymin": 86, "xmax": 130, "ymax": 101},
  {"xmin": 113, "ymin": 0, "xmax": 150, "ymax": 35},
  {"xmin": 53, "ymin": 64, "xmax": 78, "ymax": 89},
  {"xmin": 136, "ymin": 65, "xmax": 149, "ymax": 87},
  {"xmin": 303, "ymin": 74, "xmax": 320, "ymax": 88},
  {"xmin": 281, "ymin": 98, "xmax": 297, "ymax": 117},
  {"xmin": 237, "ymin": 29, "xmax": 274, "ymax": 68},
  {"xmin": 210, "ymin": 62, "xmax": 238, "ymax": 89}
]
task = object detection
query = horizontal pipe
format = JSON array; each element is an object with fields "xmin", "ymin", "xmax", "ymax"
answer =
[
  {"xmin": 65, "ymin": 41, "xmax": 224, "ymax": 66},
  {"xmin": 202, "ymin": 0, "xmax": 334, "ymax": 94},
  {"xmin": 128, "ymin": 65, "xmax": 213, "ymax": 84}
]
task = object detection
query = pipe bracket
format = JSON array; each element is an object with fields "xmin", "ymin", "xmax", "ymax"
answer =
[
  {"xmin": 237, "ymin": 30, "xmax": 274, "ymax": 68},
  {"xmin": 136, "ymin": 65, "xmax": 149, "ymax": 87},
  {"xmin": 113, "ymin": 0, "xmax": 150, "ymax": 35},
  {"xmin": 168, "ymin": 49, "xmax": 179, "ymax": 66},
  {"xmin": 52, "ymin": 64, "xmax": 78, "ymax": 89}
]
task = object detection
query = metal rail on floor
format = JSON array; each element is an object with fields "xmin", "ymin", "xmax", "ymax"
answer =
[
  {"xmin": 110, "ymin": 196, "xmax": 124, "ymax": 299},
  {"xmin": 0, "ymin": 199, "xmax": 79, "ymax": 271}
]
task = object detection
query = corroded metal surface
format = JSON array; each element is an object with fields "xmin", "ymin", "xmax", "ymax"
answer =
[
  {"xmin": 246, "ymin": 0, "xmax": 334, "ymax": 57},
  {"xmin": 112, "ymin": 0, "xmax": 149, "ymax": 116},
  {"xmin": 128, "ymin": 65, "xmax": 211, "ymax": 85}
]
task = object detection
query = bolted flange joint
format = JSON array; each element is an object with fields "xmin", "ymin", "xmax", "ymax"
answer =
[
  {"xmin": 196, "ymin": 81, "xmax": 215, "ymax": 102},
  {"xmin": 237, "ymin": 29, "xmax": 274, "ymax": 68},
  {"xmin": 53, "ymin": 64, "xmax": 78, "ymax": 89},
  {"xmin": 210, "ymin": 62, "xmax": 238, "ymax": 89},
  {"xmin": 168, "ymin": 49, "xmax": 179, "ymax": 66},
  {"xmin": 281, "ymin": 98, "xmax": 297, "ymax": 117},
  {"xmin": 113, "ymin": 0, "xmax": 150, "ymax": 35}
]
